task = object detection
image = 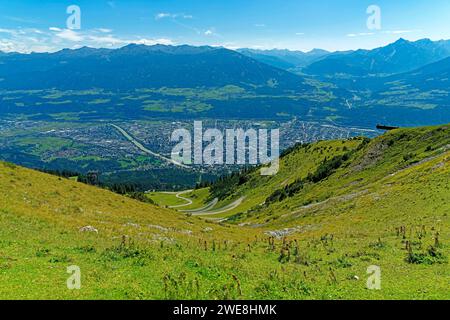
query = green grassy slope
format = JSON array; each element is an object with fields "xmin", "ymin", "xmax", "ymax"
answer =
[
  {"xmin": 150, "ymin": 124, "xmax": 449, "ymax": 299},
  {"xmin": 0, "ymin": 124, "xmax": 449, "ymax": 299},
  {"xmin": 205, "ymin": 124, "xmax": 450, "ymax": 224},
  {"xmin": 0, "ymin": 162, "xmax": 260, "ymax": 299}
]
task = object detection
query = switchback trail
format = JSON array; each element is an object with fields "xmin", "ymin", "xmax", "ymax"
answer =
[
  {"xmin": 167, "ymin": 190, "xmax": 194, "ymax": 208},
  {"xmin": 191, "ymin": 197, "xmax": 246, "ymax": 216},
  {"xmin": 181, "ymin": 198, "xmax": 219, "ymax": 213}
]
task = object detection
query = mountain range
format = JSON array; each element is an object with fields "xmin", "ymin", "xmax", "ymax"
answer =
[
  {"xmin": 305, "ymin": 38, "xmax": 450, "ymax": 76},
  {"xmin": 240, "ymin": 38, "xmax": 450, "ymax": 77},
  {"xmin": 0, "ymin": 44, "xmax": 308, "ymax": 92},
  {"xmin": 2, "ymin": 38, "xmax": 450, "ymax": 90},
  {"xmin": 1, "ymin": 38, "xmax": 450, "ymax": 127},
  {"xmin": 384, "ymin": 54, "xmax": 450, "ymax": 90},
  {"xmin": 237, "ymin": 48, "xmax": 330, "ymax": 73}
]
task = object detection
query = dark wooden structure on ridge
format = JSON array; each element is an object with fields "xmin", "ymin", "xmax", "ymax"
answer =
[{"xmin": 376, "ymin": 124, "xmax": 400, "ymax": 131}]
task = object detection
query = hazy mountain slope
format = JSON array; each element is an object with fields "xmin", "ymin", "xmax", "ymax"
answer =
[
  {"xmin": 0, "ymin": 44, "xmax": 309, "ymax": 92},
  {"xmin": 355, "ymin": 55, "xmax": 450, "ymax": 117},
  {"xmin": 305, "ymin": 38, "xmax": 450, "ymax": 76},
  {"xmin": 237, "ymin": 48, "xmax": 330, "ymax": 72},
  {"xmin": 383, "ymin": 55, "xmax": 450, "ymax": 91}
]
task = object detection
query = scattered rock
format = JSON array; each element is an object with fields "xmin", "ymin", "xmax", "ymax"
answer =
[
  {"xmin": 79, "ymin": 226, "xmax": 98, "ymax": 233},
  {"xmin": 265, "ymin": 225, "xmax": 318, "ymax": 239},
  {"xmin": 124, "ymin": 222, "xmax": 140, "ymax": 228},
  {"xmin": 148, "ymin": 224, "xmax": 169, "ymax": 232},
  {"xmin": 266, "ymin": 227, "xmax": 299, "ymax": 239},
  {"xmin": 152, "ymin": 234, "xmax": 175, "ymax": 243},
  {"xmin": 432, "ymin": 162, "xmax": 445, "ymax": 170}
]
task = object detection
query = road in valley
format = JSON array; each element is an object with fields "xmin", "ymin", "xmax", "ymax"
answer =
[{"xmin": 109, "ymin": 123, "xmax": 190, "ymax": 169}]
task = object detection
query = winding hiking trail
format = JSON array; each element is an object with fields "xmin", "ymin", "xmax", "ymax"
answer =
[
  {"xmin": 191, "ymin": 197, "xmax": 246, "ymax": 216},
  {"xmin": 181, "ymin": 198, "xmax": 219, "ymax": 213},
  {"xmin": 160, "ymin": 190, "xmax": 245, "ymax": 217},
  {"xmin": 164, "ymin": 190, "xmax": 194, "ymax": 208},
  {"xmin": 109, "ymin": 124, "xmax": 190, "ymax": 169}
]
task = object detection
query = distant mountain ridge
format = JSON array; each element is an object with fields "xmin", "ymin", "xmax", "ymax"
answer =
[
  {"xmin": 304, "ymin": 38, "xmax": 450, "ymax": 76},
  {"xmin": 387, "ymin": 54, "xmax": 450, "ymax": 90},
  {"xmin": 237, "ymin": 48, "xmax": 330, "ymax": 72},
  {"xmin": 1, "ymin": 39, "xmax": 450, "ymax": 127},
  {"xmin": 0, "ymin": 44, "xmax": 309, "ymax": 92}
]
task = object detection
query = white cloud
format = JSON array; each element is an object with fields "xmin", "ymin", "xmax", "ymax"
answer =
[
  {"xmin": 211, "ymin": 42, "xmax": 239, "ymax": 50},
  {"xmin": 156, "ymin": 13, "xmax": 171, "ymax": 20},
  {"xmin": 0, "ymin": 39, "xmax": 18, "ymax": 52},
  {"xmin": 204, "ymin": 28, "xmax": 219, "ymax": 37},
  {"xmin": 87, "ymin": 34, "xmax": 174, "ymax": 47},
  {"xmin": 0, "ymin": 28, "xmax": 42, "ymax": 36},
  {"xmin": 131, "ymin": 38, "xmax": 174, "ymax": 46},
  {"xmin": 0, "ymin": 26, "xmax": 175, "ymax": 53},
  {"xmin": 347, "ymin": 29, "xmax": 421, "ymax": 38},
  {"xmin": 53, "ymin": 29, "xmax": 84, "ymax": 42},
  {"xmin": 87, "ymin": 34, "xmax": 124, "ymax": 46},
  {"xmin": 255, "ymin": 24, "xmax": 266, "ymax": 28},
  {"xmin": 29, "ymin": 45, "xmax": 56, "ymax": 52},
  {"xmin": 0, "ymin": 28, "xmax": 54, "ymax": 52},
  {"xmin": 155, "ymin": 12, "xmax": 193, "ymax": 20},
  {"xmin": 295, "ymin": 32, "xmax": 305, "ymax": 36},
  {"xmin": 96, "ymin": 28, "xmax": 113, "ymax": 33},
  {"xmin": 347, "ymin": 32, "xmax": 375, "ymax": 37},
  {"xmin": 0, "ymin": 28, "xmax": 18, "ymax": 35},
  {"xmin": 29, "ymin": 28, "xmax": 44, "ymax": 34},
  {"xmin": 0, "ymin": 38, "xmax": 56, "ymax": 53},
  {"xmin": 383, "ymin": 30, "xmax": 420, "ymax": 35}
]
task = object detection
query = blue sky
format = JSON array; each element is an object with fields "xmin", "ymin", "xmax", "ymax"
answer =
[{"xmin": 1, "ymin": 0, "xmax": 450, "ymax": 53}]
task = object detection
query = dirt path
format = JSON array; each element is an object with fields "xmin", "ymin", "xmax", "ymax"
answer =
[
  {"xmin": 389, "ymin": 148, "xmax": 450, "ymax": 177},
  {"xmin": 181, "ymin": 198, "xmax": 218, "ymax": 213},
  {"xmin": 191, "ymin": 197, "xmax": 246, "ymax": 216},
  {"xmin": 164, "ymin": 190, "xmax": 194, "ymax": 208}
]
